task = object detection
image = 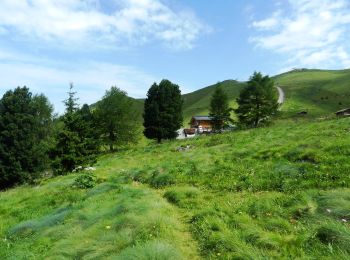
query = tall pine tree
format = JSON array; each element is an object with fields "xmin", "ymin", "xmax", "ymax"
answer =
[
  {"xmin": 51, "ymin": 84, "xmax": 98, "ymax": 174},
  {"xmin": 235, "ymin": 72, "xmax": 278, "ymax": 128},
  {"xmin": 0, "ymin": 87, "xmax": 53, "ymax": 189},
  {"xmin": 209, "ymin": 83, "xmax": 232, "ymax": 132},
  {"xmin": 143, "ymin": 79, "xmax": 183, "ymax": 143}
]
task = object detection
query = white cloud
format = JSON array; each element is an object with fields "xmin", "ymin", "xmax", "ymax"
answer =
[
  {"xmin": 251, "ymin": 11, "xmax": 281, "ymax": 30},
  {"xmin": 0, "ymin": 50, "xmax": 157, "ymax": 113},
  {"xmin": 0, "ymin": 0, "xmax": 209, "ymax": 50},
  {"xmin": 250, "ymin": 0, "xmax": 350, "ymax": 69}
]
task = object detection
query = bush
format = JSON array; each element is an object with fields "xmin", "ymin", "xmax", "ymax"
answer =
[
  {"xmin": 164, "ymin": 186, "xmax": 200, "ymax": 207},
  {"xmin": 148, "ymin": 171, "xmax": 175, "ymax": 189},
  {"xmin": 73, "ymin": 172, "xmax": 97, "ymax": 189}
]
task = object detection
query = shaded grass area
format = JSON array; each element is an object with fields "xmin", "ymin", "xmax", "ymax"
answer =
[{"xmin": 0, "ymin": 117, "xmax": 349, "ymax": 259}]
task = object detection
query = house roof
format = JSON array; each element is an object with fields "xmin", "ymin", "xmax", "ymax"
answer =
[
  {"xmin": 192, "ymin": 116, "xmax": 213, "ymax": 121},
  {"xmin": 335, "ymin": 108, "xmax": 350, "ymax": 113}
]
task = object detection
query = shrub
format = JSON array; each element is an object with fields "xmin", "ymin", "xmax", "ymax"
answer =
[
  {"xmin": 73, "ymin": 172, "xmax": 97, "ymax": 189},
  {"xmin": 164, "ymin": 186, "xmax": 200, "ymax": 207},
  {"xmin": 314, "ymin": 224, "xmax": 350, "ymax": 253},
  {"xmin": 148, "ymin": 171, "xmax": 175, "ymax": 189}
]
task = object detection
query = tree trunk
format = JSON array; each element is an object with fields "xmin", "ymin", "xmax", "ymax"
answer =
[{"xmin": 109, "ymin": 131, "xmax": 114, "ymax": 152}]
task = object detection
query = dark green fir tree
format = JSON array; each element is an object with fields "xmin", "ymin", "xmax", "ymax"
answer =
[
  {"xmin": 143, "ymin": 79, "xmax": 183, "ymax": 143},
  {"xmin": 209, "ymin": 83, "xmax": 232, "ymax": 132},
  {"xmin": 51, "ymin": 84, "xmax": 98, "ymax": 174},
  {"xmin": 236, "ymin": 72, "xmax": 278, "ymax": 128},
  {"xmin": 0, "ymin": 87, "xmax": 53, "ymax": 189}
]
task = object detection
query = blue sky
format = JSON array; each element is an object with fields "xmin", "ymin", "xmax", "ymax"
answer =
[{"xmin": 0, "ymin": 0, "xmax": 350, "ymax": 113}]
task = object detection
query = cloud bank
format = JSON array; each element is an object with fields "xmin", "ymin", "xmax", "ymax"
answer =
[
  {"xmin": 0, "ymin": 0, "xmax": 209, "ymax": 50},
  {"xmin": 250, "ymin": 0, "xmax": 350, "ymax": 70}
]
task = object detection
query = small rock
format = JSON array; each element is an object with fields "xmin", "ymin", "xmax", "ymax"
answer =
[
  {"xmin": 341, "ymin": 219, "xmax": 347, "ymax": 223},
  {"xmin": 326, "ymin": 209, "xmax": 332, "ymax": 213}
]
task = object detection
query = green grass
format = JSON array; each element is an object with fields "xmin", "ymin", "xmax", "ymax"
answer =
[
  {"xmin": 182, "ymin": 80, "xmax": 245, "ymax": 125},
  {"xmin": 0, "ymin": 176, "xmax": 199, "ymax": 259},
  {"xmin": 1, "ymin": 117, "xmax": 349, "ymax": 259},
  {"xmin": 275, "ymin": 69, "xmax": 350, "ymax": 118}
]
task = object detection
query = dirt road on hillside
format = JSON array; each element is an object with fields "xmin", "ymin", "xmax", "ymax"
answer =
[{"xmin": 277, "ymin": 86, "xmax": 284, "ymax": 104}]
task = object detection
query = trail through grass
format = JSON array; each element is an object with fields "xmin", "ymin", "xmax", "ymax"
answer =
[{"xmin": 1, "ymin": 117, "xmax": 349, "ymax": 259}]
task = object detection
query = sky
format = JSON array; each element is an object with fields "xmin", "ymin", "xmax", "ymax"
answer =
[{"xmin": 0, "ymin": 0, "xmax": 350, "ymax": 113}]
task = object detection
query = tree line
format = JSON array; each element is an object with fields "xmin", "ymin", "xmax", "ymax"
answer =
[{"xmin": 0, "ymin": 72, "xmax": 278, "ymax": 189}]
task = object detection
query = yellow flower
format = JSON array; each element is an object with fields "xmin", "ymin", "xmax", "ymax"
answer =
[{"xmin": 106, "ymin": 225, "xmax": 111, "ymax": 229}]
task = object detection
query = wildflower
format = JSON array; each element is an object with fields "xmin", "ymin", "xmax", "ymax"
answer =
[
  {"xmin": 326, "ymin": 209, "xmax": 332, "ymax": 213},
  {"xmin": 106, "ymin": 225, "xmax": 111, "ymax": 229},
  {"xmin": 341, "ymin": 219, "xmax": 347, "ymax": 223}
]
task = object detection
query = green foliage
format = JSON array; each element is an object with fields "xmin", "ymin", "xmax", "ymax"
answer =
[
  {"xmin": 148, "ymin": 171, "xmax": 175, "ymax": 189},
  {"xmin": 51, "ymin": 84, "xmax": 98, "ymax": 174},
  {"xmin": 143, "ymin": 79, "xmax": 183, "ymax": 143},
  {"xmin": 95, "ymin": 86, "xmax": 141, "ymax": 151},
  {"xmin": 236, "ymin": 72, "xmax": 279, "ymax": 127},
  {"xmin": 209, "ymin": 83, "xmax": 232, "ymax": 131},
  {"xmin": 73, "ymin": 172, "xmax": 97, "ymax": 189},
  {"xmin": 0, "ymin": 87, "xmax": 53, "ymax": 189}
]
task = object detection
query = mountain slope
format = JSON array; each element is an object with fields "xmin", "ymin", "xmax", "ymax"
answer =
[
  {"xmin": 136, "ymin": 69, "xmax": 350, "ymax": 126},
  {"xmin": 274, "ymin": 69, "xmax": 350, "ymax": 117},
  {"xmin": 182, "ymin": 80, "xmax": 245, "ymax": 125},
  {"xmin": 1, "ymin": 117, "xmax": 349, "ymax": 259}
]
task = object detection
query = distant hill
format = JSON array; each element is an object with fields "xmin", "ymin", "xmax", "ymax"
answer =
[
  {"xmin": 181, "ymin": 69, "xmax": 350, "ymax": 122},
  {"xmin": 181, "ymin": 80, "xmax": 245, "ymax": 126},
  {"xmin": 274, "ymin": 69, "xmax": 350, "ymax": 117},
  {"xmin": 125, "ymin": 69, "xmax": 350, "ymax": 125},
  {"xmin": 134, "ymin": 80, "xmax": 245, "ymax": 126}
]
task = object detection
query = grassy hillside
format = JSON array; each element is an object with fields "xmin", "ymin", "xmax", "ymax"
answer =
[
  {"xmin": 135, "ymin": 80, "xmax": 244, "ymax": 126},
  {"xmin": 182, "ymin": 80, "xmax": 245, "ymax": 126},
  {"xmin": 1, "ymin": 117, "xmax": 349, "ymax": 259},
  {"xmin": 135, "ymin": 69, "xmax": 350, "ymax": 126},
  {"xmin": 275, "ymin": 69, "xmax": 350, "ymax": 117}
]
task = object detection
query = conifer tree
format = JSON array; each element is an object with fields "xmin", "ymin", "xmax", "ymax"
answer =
[
  {"xmin": 0, "ymin": 87, "xmax": 53, "ymax": 189},
  {"xmin": 209, "ymin": 83, "xmax": 231, "ymax": 131},
  {"xmin": 143, "ymin": 79, "xmax": 183, "ymax": 143},
  {"xmin": 51, "ymin": 84, "xmax": 97, "ymax": 174},
  {"xmin": 236, "ymin": 72, "xmax": 278, "ymax": 128}
]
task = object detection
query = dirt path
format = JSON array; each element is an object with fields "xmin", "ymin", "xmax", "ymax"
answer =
[{"xmin": 277, "ymin": 86, "xmax": 284, "ymax": 104}]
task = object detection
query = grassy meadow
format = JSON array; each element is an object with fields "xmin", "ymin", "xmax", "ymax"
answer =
[
  {"xmin": 275, "ymin": 69, "xmax": 350, "ymax": 118},
  {"xmin": 1, "ymin": 116, "xmax": 349, "ymax": 259}
]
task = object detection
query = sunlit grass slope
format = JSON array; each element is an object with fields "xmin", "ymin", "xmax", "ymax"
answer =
[
  {"xmin": 181, "ymin": 80, "xmax": 245, "ymax": 125},
  {"xmin": 275, "ymin": 69, "xmax": 350, "ymax": 117},
  {"xmin": 135, "ymin": 69, "xmax": 350, "ymax": 125},
  {"xmin": 1, "ymin": 117, "xmax": 349, "ymax": 259}
]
